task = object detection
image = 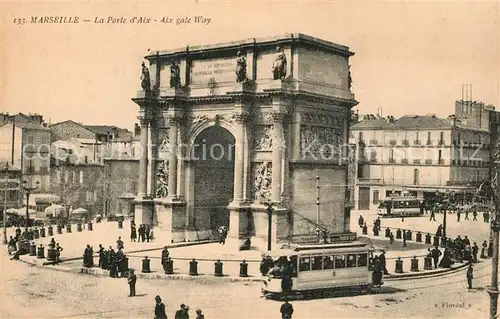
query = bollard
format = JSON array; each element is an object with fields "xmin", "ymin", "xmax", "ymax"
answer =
[
  {"xmin": 433, "ymin": 236, "xmax": 439, "ymax": 247},
  {"xmin": 77, "ymin": 223, "xmax": 82, "ymax": 232},
  {"xmin": 440, "ymin": 237, "xmax": 446, "ymax": 248},
  {"xmin": 239, "ymin": 260, "xmax": 249, "ymax": 277},
  {"xmin": 87, "ymin": 222, "xmax": 93, "ymax": 231},
  {"xmin": 26, "ymin": 230, "xmax": 34, "ymax": 241},
  {"xmin": 46, "ymin": 247, "xmax": 56, "ymax": 262},
  {"xmin": 66, "ymin": 224, "xmax": 72, "ymax": 233},
  {"xmin": 164, "ymin": 258, "xmax": 174, "ymax": 275},
  {"xmin": 362, "ymin": 225, "xmax": 367, "ymax": 235},
  {"xmin": 395, "ymin": 257, "xmax": 403, "ymax": 273},
  {"xmin": 33, "ymin": 228, "xmax": 40, "ymax": 239},
  {"xmin": 488, "ymin": 242, "xmax": 494, "ymax": 258},
  {"xmin": 424, "ymin": 256, "xmax": 433, "ymax": 270},
  {"xmin": 214, "ymin": 259, "xmax": 224, "ymax": 277},
  {"xmin": 385, "ymin": 228, "xmax": 391, "ymax": 238},
  {"xmin": 406, "ymin": 230, "xmax": 412, "ymax": 241},
  {"xmin": 425, "ymin": 233, "xmax": 431, "ymax": 245},
  {"xmin": 40, "ymin": 227, "xmax": 46, "ymax": 238},
  {"xmin": 29, "ymin": 243, "xmax": 37, "ymax": 256},
  {"xmin": 141, "ymin": 256, "xmax": 151, "ymax": 273},
  {"xmin": 189, "ymin": 258, "xmax": 199, "ymax": 276},
  {"xmin": 56, "ymin": 225, "xmax": 62, "ymax": 234},
  {"xmin": 37, "ymin": 244, "xmax": 45, "ymax": 259},
  {"xmin": 410, "ymin": 256, "xmax": 419, "ymax": 272},
  {"xmin": 396, "ymin": 229, "xmax": 402, "ymax": 239},
  {"xmin": 118, "ymin": 220, "xmax": 123, "ymax": 229},
  {"xmin": 48, "ymin": 225, "xmax": 53, "ymax": 237},
  {"xmin": 416, "ymin": 232, "xmax": 422, "ymax": 243}
]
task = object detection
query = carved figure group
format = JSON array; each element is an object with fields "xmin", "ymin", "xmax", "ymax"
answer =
[
  {"xmin": 348, "ymin": 65, "xmax": 353, "ymax": 89},
  {"xmin": 300, "ymin": 127, "xmax": 341, "ymax": 159},
  {"xmin": 170, "ymin": 60, "xmax": 181, "ymax": 88},
  {"xmin": 254, "ymin": 126, "xmax": 273, "ymax": 150},
  {"xmin": 140, "ymin": 62, "xmax": 151, "ymax": 91},
  {"xmin": 272, "ymin": 45, "xmax": 287, "ymax": 80},
  {"xmin": 253, "ymin": 162, "xmax": 272, "ymax": 203},
  {"xmin": 155, "ymin": 161, "xmax": 169, "ymax": 198},
  {"xmin": 235, "ymin": 50, "xmax": 248, "ymax": 83}
]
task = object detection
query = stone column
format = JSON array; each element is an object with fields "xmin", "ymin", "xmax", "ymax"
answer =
[
  {"xmin": 167, "ymin": 117, "xmax": 179, "ymax": 199},
  {"xmin": 271, "ymin": 112, "xmax": 285, "ymax": 203},
  {"xmin": 233, "ymin": 115, "xmax": 246, "ymax": 203},
  {"xmin": 137, "ymin": 117, "xmax": 149, "ymax": 198}
]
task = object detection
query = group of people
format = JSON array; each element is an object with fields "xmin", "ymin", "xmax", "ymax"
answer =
[
  {"xmin": 130, "ymin": 221, "xmax": 153, "ymax": 243},
  {"xmin": 259, "ymin": 255, "xmax": 297, "ymax": 293},
  {"xmin": 153, "ymin": 296, "xmax": 205, "ymax": 319},
  {"xmin": 96, "ymin": 241, "xmax": 128, "ymax": 278}
]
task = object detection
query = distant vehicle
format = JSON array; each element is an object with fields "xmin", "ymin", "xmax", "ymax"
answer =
[
  {"xmin": 377, "ymin": 196, "xmax": 422, "ymax": 218},
  {"xmin": 261, "ymin": 241, "xmax": 374, "ymax": 298}
]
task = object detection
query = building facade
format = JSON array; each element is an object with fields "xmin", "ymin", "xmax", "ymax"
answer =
[
  {"xmin": 103, "ymin": 159, "xmax": 139, "ymax": 217},
  {"xmin": 0, "ymin": 163, "xmax": 22, "ymax": 212},
  {"xmin": 132, "ymin": 34, "xmax": 358, "ymax": 249},
  {"xmin": 351, "ymin": 114, "xmax": 491, "ymax": 210}
]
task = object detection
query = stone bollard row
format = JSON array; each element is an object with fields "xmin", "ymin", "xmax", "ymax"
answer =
[
  {"xmin": 66, "ymin": 224, "xmax": 72, "ymax": 233},
  {"xmin": 33, "ymin": 228, "xmax": 40, "ymax": 239},
  {"xmin": 385, "ymin": 228, "xmax": 391, "ymax": 238},
  {"xmin": 239, "ymin": 260, "xmax": 249, "ymax": 277},
  {"xmin": 424, "ymin": 256, "xmax": 433, "ymax": 270},
  {"xmin": 40, "ymin": 227, "xmax": 46, "ymax": 238},
  {"xmin": 396, "ymin": 229, "xmax": 402, "ymax": 239},
  {"xmin": 46, "ymin": 247, "xmax": 56, "ymax": 262},
  {"xmin": 425, "ymin": 233, "xmax": 432, "ymax": 245},
  {"xmin": 118, "ymin": 220, "xmax": 123, "ymax": 229},
  {"xmin": 77, "ymin": 223, "xmax": 82, "ymax": 232},
  {"xmin": 189, "ymin": 258, "xmax": 198, "ymax": 276},
  {"xmin": 56, "ymin": 225, "xmax": 62, "ymax": 235},
  {"xmin": 395, "ymin": 257, "xmax": 403, "ymax": 273},
  {"xmin": 433, "ymin": 236, "xmax": 439, "ymax": 247},
  {"xmin": 48, "ymin": 225, "xmax": 53, "ymax": 237},
  {"xmin": 29, "ymin": 243, "xmax": 36, "ymax": 256},
  {"xmin": 37, "ymin": 244, "xmax": 45, "ymax": 259},
  {"xmin": 410, "ymin": 256, "xmax": 419, "ymax": 272},
  {"xmin": 406, "ymin": 231, "xmax": 412, "ymax": 241},
  {"xmin": 416, "ymin": 232, "xmax": 422, "ymax": 243},
  {"xmin": 214, "ymin": 259, "xmax": 224, "ymax": 277},
  {"xmin": 164, "ymin": 258, "xmax": 174, "ymax": 275},
  {"xmin": 142, "ymin": 256, "xmax": 151, "ymax": 273},
  {"xmin": 87, "ymin": 222, "xmax": 93, "ymax": 231}
]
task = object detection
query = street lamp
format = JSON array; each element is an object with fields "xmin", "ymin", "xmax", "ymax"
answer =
[
  {"xmin": 22, "ymin": 180, "xmax": 39, "ymax": 231},
  {"xmin": 265, "ymin": 202, "xmax": 273, "ymax": 251}
]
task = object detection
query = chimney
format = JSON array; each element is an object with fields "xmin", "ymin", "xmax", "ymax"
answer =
[{"xmin": 134, "ymin": 123, "xmax": 141, "ymax": 136}]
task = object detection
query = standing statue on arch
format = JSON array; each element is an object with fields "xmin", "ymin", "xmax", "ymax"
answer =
[
  {"xmin": 235, "ymin": 50, "xmax": 247, "ymax": 83},
  {"xmin": 140, "ymin": 61, "xmax": 151, "ymax": 92},
  {"xmin": 170, "ymin": 60, "xmax": 181, "ymax": 88},
  {"xmin": 272, "ymin": 45, "xmax": 287, "ymax": 80}
]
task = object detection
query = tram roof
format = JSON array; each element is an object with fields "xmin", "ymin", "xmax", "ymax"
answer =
[
  {"xmin": 281, "ymin": 241, "xmax": 368, "ymax": 251},
  {"xmin": 383, "ymin": 196, "xmax": 420, "ymax": 201}
]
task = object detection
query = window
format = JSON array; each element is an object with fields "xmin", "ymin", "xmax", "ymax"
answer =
[
  {"xmin": 373, "ymin": 190, "xmax": 379, "ymax": 204},
  {"xmin": 357, "ymin": 253, "xmax": 368, "ymax": 267},
  {"xmin": 323, "ymin": 256, "xmax": 334, "ymax": 269},
  {"xmin": 72, "ymin": 171, "xmax": 76, "ymax": 184},
  {"xmin": 28, "ymin": 136, "xmax": 34, "ymax": 144},
  {"xmin": 458, "ymin": 133, "xmax": 461, "ymax": 144},
  {"xmin": 389, "ymin": 149, "xmax": 394, "ymax": 163},
  {"xmin": 299, "ymin": 257, "xmax": 311, "ymax": 271},
  {"xmin": 311, "ymin": 256, "xmax": 323, "ymax": 271},
  {"xmin": 427, "ymin": 132, "xmax": 431, "ymax": 142},
  {"xmin": 64, "ymin": 171, "xmax": 69, "ymax": 183},
  {"xmin": 413, "ymin": 169, "xmax": 419, "ymax": 185},
  {"xmin": 334, "ymin": 255, "xmax": 346, "ymax": 268},
  {"xmin": 346, "ymin": 254, "xmax": 357, "ymax": 268},
  {"xmin": 439, "ymin": 132, "xmax": 444, "ymax": 144},
  {"xmin": 79, "ymin": 171, "xmax": 84, "ymax": 184},
  {"xmin": 358, "ymin": 132, "xmax": 364, "ymax": 143},
  {"xmin": 357, "ymin": 164, "xmax": 364, "ymax": 179}
]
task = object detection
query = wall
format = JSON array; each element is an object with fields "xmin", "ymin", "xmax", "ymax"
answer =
[
  {"xmin": 103, "ymin": 159, "xmax": 139, "ymax": 216},
  {"xmin": 290, "ymin": 165, "xmax": 346, "ymax": 234},
  {"xmin": 0, "ymin": 124, "xmax": 22, "ymax": 169},
  {"xmin": 298, "ymin": 47, "xmax": 347, "ymax": 88},
  {"xmin": 22, "ymin": 128, "xmax": 51, "ymax": 192}
]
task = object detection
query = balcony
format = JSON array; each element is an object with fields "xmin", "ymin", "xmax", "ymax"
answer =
[
  {"xmin": 369, "ymin": 158, "xmax": 378, "ymax": 163},
  {"xmin": 401, "ymin": 158, "xmax": 409, "ymax": 164},
  {"xmin": 369, "ymin": 139, "xmax": 378, "ymax": 145},
  {"xmin": 425, "ymin": 159, "xmax": 432, "ymax": 164},
  {"xmin": 426, "ymin": 140, "xmax": 432, "ymax": 146},
  {"xmin": 413, "ymin": 159, "xmax": 421, "ymax": 164},
  {"xmin": 438, "ymin": 140, "xmax": 445, "ymax": 146},
  {"xmin": 389, "ymin": 140, "xmax": 397, "ymax": 146},
  {"xmin": 438, "ymin": 159, "xmax": 444, "ymax": 165},
  {"xmin": 413, "ymin": 140, "xmax": 421, "ymax": 145},
  {"xmin": 402, "ymin": 140, "xmax": 409, "ymax": 146},
  {"xmin": 388, "ymin": 158, "xmax": 395, "ymax": 164}
]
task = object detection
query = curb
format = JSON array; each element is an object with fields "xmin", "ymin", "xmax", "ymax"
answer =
[
  {"xmin": 78, "ymin": 267, "xmax": 263, "ymax": 282},
  {"xmin": 385, "ymin": 262, "xmax": 469, "ymax": 281}
]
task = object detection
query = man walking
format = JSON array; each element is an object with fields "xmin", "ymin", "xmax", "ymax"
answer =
[
  {"xmin": 280, "ymin": 300, "xmax": 294, "ymax": 319},
  {"xmin": 128, "ymin": 269, "xmax": 137, "ymax": 297},
  {"xmin": 175, "ymin": 304, "xmax": 190, "ymax": 319},
  {"xmin": 431, "ymin": 247, "xmax": 442, "ymax": 269},
  {"xmin": 467, "ymin": 263, "xmax": 474, "ymax": 289},
  {"xmin": 55, "ymin": 243, "xmax": 63, "ymax": 265},
  {"xmin": 154, "ymin": 295, "xmax": 167, "ymax": 319},
  {"xmin": 429, "ymin": 209, "xmax": 436, "ymax": 222}
]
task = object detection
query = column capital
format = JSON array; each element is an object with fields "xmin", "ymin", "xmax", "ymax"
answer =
[
  {"xmin": 271, "ymin": 112, "xmax": 287, "ymax": 123},
  {"xmin": 232, "ymin": 111, "xmax": 252, "ymax": 124},
  {"xmin": 166, "ymin": 115, "xmax": 183, "ymax": 125},
  {"xmin": 137, "ymin": 116, "xmax": 150, "ymax": 126}
]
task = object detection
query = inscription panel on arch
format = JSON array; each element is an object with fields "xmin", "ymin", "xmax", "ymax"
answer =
[{"xmin": 190, "ymin": 57, "xmax": 235, "ymax": 85}]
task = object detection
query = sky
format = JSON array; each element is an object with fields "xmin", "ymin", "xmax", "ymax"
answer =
[{"xmin": 1, "ymin": 1, "xmax": 498, "ymax": 131}]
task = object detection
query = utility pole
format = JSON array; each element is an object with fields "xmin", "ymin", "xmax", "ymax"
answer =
[{"xmin": 3, "ymin": 162, "xmax": 8, "ymax": 244}]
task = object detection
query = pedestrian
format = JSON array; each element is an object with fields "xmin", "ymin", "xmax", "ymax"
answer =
[
  {"xmin": 175, "ymin": 304, "xmax": 190, "ymax": 319},
  {"xmin": 358, "ymin": 215, "xmax": 364, "ymax": 228},
  {"xmin": 401, "ymin": 212, "xmax": 405, "ymax": 222},
  {"xmin": 472, "ymin": 242, "xmax": 479, "ymax": 262},
  {"xmin": 161, "ymin": 246, "xmax": 169, "ymax": 266},
  {"xmin": 98, "ymin": 244, "xmax": 105, "ymax": 268},
  {"xmin": 389, "ymin": 232, "xmax": 394, "ymax": 245},
  {"xmin": 481, "ymin": 240, "xmax": 488, "ymax": 258},
  {"xmin": 463, "ymin": 236, "xmax": 470, "ymax": 246},
  {"xmin": 131, "ymin": 222, "xmax": 137, "ymax": 242},
  {"xmin": 379, "ymin": 251, "xmax": 388, "ymax": 275},
  {"xmin": 466, "ymin": 263, "xmax": 473, "ymax": 289},
  {"xmin": 7, "ymin": 236, "xmax": 16, "ymax": 255},
  {"xmin": 465, "ymin": 209, "xmax": 469, "ymax": 220},
  {"xmin": 429, "ymin": 210, "xmax": 436, "ymax": 221},
  {"xmin": 128, "ymin": 269, "xmax": 137, "ymax": 297},
  {"xmin": 145, "ymin": 225, "xmax": 150, "ymax": 242},
  {"xmin": 402, "ymin": 230, "xmax": 407, "ymax": 247},
  {"xmin": 280, "ymin": 300, "xmax": 294, "ymax": 319},
  {"xmin": 55, "ymin": 243, "xmax": 63, "ymax": 265},
  {"xmin": 436, "ymin": 224, "xmax": 443, "ymax": 238},
  {"xmin": 457, "ymin": 210, "xmax": 461, "ymax": 222},
  {"xmin": 108, "ymin": 246, "xmax": 118, "ymax": 277},
  {"xmin": 375, "ymin": 217, "xmax": 381, "ymax": 231},
  {"xmin": 472, "ymin": 211, "xmax": 478, "ymax": 221},
  {"xmin": 117, "ymin": 236, "xmax": 124, "ymax": 250},
  {"xmin": 431, "ymin": 247, "xmax": 442, "ymax": 269},
  {"xmin": 83, "ymin": 244, "xmax": 93, "ymax": 268},
  {"xmin": 195, "ymin": 309, "xmax": 205, "ymax": 319},
  {"xmin": 154, "ymin": 295, "xmax": 167, "ymax": 319}
]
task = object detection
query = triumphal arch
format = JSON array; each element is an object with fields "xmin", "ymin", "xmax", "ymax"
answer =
[{"xmin": 132, "ymin": 33, "xmax": 358, "ymax": 250}]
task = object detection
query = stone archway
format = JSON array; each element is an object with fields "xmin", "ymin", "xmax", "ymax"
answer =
[{"xmin": 192, "ymin": 125, "xmax": 236, "ymax": 231}]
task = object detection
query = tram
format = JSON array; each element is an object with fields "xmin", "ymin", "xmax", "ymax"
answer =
[
  {"xmin": 377, "ymin": 195, "xmax": 423, "ymax": 218},
  {"xmin": 261, "ymin": 241, "xmax": 374, "ymax": 298}
]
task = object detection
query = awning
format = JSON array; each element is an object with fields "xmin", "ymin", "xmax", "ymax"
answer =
[
  {"xmin": 29, "ymin": 194, "xmax": 61, "ymax": 206},
  {"xmin": 71, "ymin": 207, "xmax": 89, "ymax": 215},
  {"xmin": 45, "ymin": 204, "xmax": 65, "ymax": 214}
]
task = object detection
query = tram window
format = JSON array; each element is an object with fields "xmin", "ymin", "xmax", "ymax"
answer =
[
  {"xmin": 357, "ymin": 253, "xmax": 368, "ymax": 267},
  {"xmin": 312, "ymin": 256, "xmax": 323, "ymax": 270},
  {"xmin": 323, "ymin": 256, "xmax": 334, "ymax": 269},
  {"xmin": 334, "ymin": 255, "xmax": 346, "ymax": 268},
  {"xmin": 346, "ymin": 254, "xmax": 357, "ymax": 268},
  {"xmin": 299, "ymin": 257, "xmax": 311, "ymax": 271}
]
